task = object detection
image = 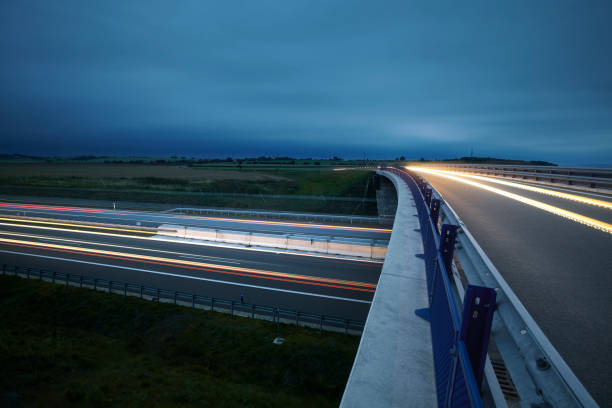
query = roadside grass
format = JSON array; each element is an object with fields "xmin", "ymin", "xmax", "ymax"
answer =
[
  {"xmin": 0, "ymin": 164, "xmax": 378, "ymax": 214},
  {"xmin": 0, "ymin": 276, "xmax": 359, "ymax": 407}
]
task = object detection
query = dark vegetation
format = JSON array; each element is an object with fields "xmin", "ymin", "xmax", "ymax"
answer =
[
  {"xmin": 0, "ymin": 276, "xmax": 359, "ymax": 407},
  {"xmin": 438, "ymin": 156, "xmax": 557, "ymax": 166}
]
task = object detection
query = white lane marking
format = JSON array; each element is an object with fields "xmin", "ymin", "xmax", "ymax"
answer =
[{"xmin": 0, "ymin": 249, "xmax": 373, "ymax": 304}]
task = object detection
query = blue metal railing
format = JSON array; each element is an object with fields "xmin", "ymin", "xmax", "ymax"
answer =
[{"xmin": 381, "ymin": 166, "xmax": 496, "ymax": 408}]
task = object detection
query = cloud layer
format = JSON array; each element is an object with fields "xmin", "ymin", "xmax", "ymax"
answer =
[{"xmin": 1, "ymin": 1, "xmax": 611, "ymax": 164}]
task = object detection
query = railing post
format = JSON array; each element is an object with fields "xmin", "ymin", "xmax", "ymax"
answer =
[
  {"xmin": 192, "ymin": 294, "xmax": 195, "ymax": 308},
  {"xmin": 27, "ymin": 267, "xmax": 31, "ymax": 279},
  {"xmin": 94, "ymin": 278, "xmax": 97, "ymax": 290},
  {"xmin": 424, "ymin": 188, "xmax": 432, "ymax": 206},
  {"xmin": 2, "ymin": 264, "xmax": 5, "ymax": 275},
  {"xmin": 108, "ymin": 281, "xmax": 112, "ymax": 293},
  {"xmin": 251, "ymin": 304, "xmax": 255, "ymax": 318},
  {"xmin": 174, "ymin": 291, "xmax": 177, "ymax": 304},
  {"xmin": 140, "ymin": 285, "xmax": 143, "ymax": 298},
  {"xmin": 460, "ymin": 285, "xmax": 497, "ymax": 388},
  {"xmin": 80, "ymin": 275, "xmax": 83, "ymax": 288},
  {"xmin": 15, "ymin": 266, "xmax": 19, "ymax": 277},
  {"xmin": 52, "ymin": 271, "xmax": 55, "ymax": 283},
  {"xmin": 124, "ymin": 283, "xmax": 127, "ymax": 296},
  {"xmin": 66, "ymin": 273, "xmax": 69, "ymax": 286},
  {"xmin": 430, "ymin": 199, "xmax": 441, "ymax": 232},
  {"xmin": 211, "ymin": 298, "xmax": 215, "ymax": 311},
  {"xmin": 439, "ymin": 224, "xmax": 458, "ymax": 274},
  {"xmin": 231, "ymin": 300, "xmax": 234, "ymax": 315}
]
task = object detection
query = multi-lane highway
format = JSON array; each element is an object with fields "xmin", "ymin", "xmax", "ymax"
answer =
[
  {"xmin": 0, "ymin": 210, "xmax": 386, "ymax": 321},
  {"xmin": 0, "ymin": 202, "xmax": 391, "ymax": 240},
  {"xmin": 410, "ymin": 167, "xmax": 612, "ymax": 405}
]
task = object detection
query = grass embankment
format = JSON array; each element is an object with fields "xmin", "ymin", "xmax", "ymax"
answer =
[
  {"xmin": 0, "ymin": 163, "xmax": 377, "ymax": 215},
  {"xmin": 0, "ymin": 276, "xmax": 359, "ymax": 407}
]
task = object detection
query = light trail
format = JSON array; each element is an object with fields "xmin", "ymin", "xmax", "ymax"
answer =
[
  {"xmin": 0, "ymin": 236, "xmax": 377, "ymax": 292},
  {"xmin": 0, "ymin": 217, "xmax": 153, "ymax": 235},
  {"xmin": 0, "ymin": 221, "xmax": 384, "ymax": 263},
  {"xmin": 0, "ymin": 202, "xmax": 392, "ymax": 233},
  {"xmin": 414, "ymin": 168, "xmax": 612, "ymax": 210},
  {"xmin": 407, "ymin": 167, "xmax": 612, "ymax": 235},
  {"xmin": 0, "ymin": 249, "xmax": 372, "ymax": 304}
]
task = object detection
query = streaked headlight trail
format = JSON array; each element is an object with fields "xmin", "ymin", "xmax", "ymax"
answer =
[
  {"xmin": 413, "ymin": 168, "xmax": 612, "ymax": 210},
  {"xmin": 407, "ymin": 167, "xmax": 612, "ymax": 235}
]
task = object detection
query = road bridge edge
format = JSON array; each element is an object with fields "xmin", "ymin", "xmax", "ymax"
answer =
[{"xmin": 340, "ymin": 170, "xmax": 436, "ymax": 407}]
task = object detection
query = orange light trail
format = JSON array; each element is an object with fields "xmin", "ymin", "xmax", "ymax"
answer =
[
  {"xmin": 0, "ymin": 237, "xmax": 377, "ymax": 292},
  {"xmin": 0, "ymin": 202, "xmax": 391, "ymax": 233}
]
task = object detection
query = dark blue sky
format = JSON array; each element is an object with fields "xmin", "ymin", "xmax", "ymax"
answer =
[{"xmin": 1, "ymin": 1, "xmax": 611, "ymax": 165}]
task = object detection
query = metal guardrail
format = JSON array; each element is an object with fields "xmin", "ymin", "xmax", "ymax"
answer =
[
  {"xmin": 414, "ymin": 163, "xmax": 612, "ymax": 191},
  {"xmin": 382, "ymin": 166, "xmax": 496, "ymax": 408},
  {"xmin": 1, "ymin": 264, "xmax": 366, "ymax": 335},
  {"xmin": 167, "ymin": 207, "xmax": 393, "ymax": 225},
  {"xmin": 382, "ymin": 166, "xmax": 598, "ymax": 407}
]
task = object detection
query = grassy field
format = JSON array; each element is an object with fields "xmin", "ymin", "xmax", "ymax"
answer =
[
  {"xmin": 0, "ymin": 163, "xmax": 378, "ymax": 214},
  {"xmin": 0, "ymin": 276, "xmax": 360, "ymax": 407}
]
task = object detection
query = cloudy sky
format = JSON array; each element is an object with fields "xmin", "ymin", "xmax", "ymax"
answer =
[{"xmin": 1, "ymin": 1, "xmax": 610, "ymax": 164}]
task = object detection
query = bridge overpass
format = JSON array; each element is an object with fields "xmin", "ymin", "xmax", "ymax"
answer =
[
  {"xmin": 1, "ymin": 164, "xmax": 610, "ymax": 406},
  {"xmin": 343, "ymin": 165, "xmax": 608, "ymax": 407}
]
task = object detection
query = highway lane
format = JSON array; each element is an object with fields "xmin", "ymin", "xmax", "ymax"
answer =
[
  {"xmin": 0, "ymin": 202, "xmax": 391, "ymax": 240},
  {"xmin": 0, "ymin": 223, "xmax": 381, "ymax": 321},
  {"xmin": 413, "ymin": 168, "xmax": 612, "ymax": 405}
]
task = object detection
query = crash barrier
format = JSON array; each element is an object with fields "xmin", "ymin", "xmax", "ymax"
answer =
[
  {"xmin": 382, "ymin": 166, "xmax": 598, "ymax": 407},
  {"xmin": 412, "ymin": 163, "xmax": 612, "ymax": 192},
  {"xmin": 381, "ymin": 166, "xmax": 496, "ymax": 408},
  {"xmin": 157, "ymin": 225, "xmax": 388, "ymax": 260},
  {"xmin": 167, "ymin": 207, "xmax": 393, "ymax": 225},
  {"xmin": 1, "ymin": 264, "xmax": 366, "ymax": 335}
]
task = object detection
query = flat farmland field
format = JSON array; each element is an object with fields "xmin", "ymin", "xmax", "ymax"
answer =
[{"xmin": 0, "ymin": 163, "xmax": 378, "ymax": 214}]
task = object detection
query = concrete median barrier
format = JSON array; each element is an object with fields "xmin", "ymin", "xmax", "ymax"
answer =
[
  {"xmin": 157, "ymin": 224, "xmax": 387, "ymax": 260},
  {"xmin": 287, "ymin": 235, "xmax": 329, "ymax": 253},
  {"xmin": 328, "ymin": 238, "xmax": 374, "ymax": 258}
]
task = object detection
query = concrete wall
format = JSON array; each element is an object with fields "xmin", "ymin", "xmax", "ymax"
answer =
[
  {"xmin": 157, "ymin": 225, "xmax": 387, "ymax": 260},
  {"xmin": 340, "ymin": 171, "xmax": 435, "ymax": 407}
]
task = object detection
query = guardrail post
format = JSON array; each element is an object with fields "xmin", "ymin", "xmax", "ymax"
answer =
[
  {"xmin": 140, "ymin": 285, "xmax": 143, "ymax": 298},
  {"xmin": 430, "ymin": 199, "xmax": 441, "ymax": 232},
  {"xmin": 439, "ymin": 224, "xmax": 458, "ymax": 274},
  {"xmin": 174, "ymin": 291, "xmax": 177, "ymax": 304},
  {"xmin": 231, "ymin": 300, "xmax": 234, "ymax": 315},
  {"xmin": 459, "ymin": 285, "xmax": 496, "ymax": 389},
  {"xmin": 211, "ymin": 298, "xmax": 215, "ymax": 311},
  {"xmin": 424, "ymin": 188, "xmax": 432, "ymax": 206},
  {"xmin": 124, "ymin": 283, "xmax": 127, "ymax": 296},
  {"xmin": 296, "ymin": 311, "xmax": 300, "ymax": 326},
  {"xmin": 108, "ymin": 281, "xmax": 112, "ymax": 293},
  {"xmin": 66, "ymin": 273, "xmax": 69, "ymax": 285},
  {"xmin": 27, "ymin": 268, "xmax": 31, "ymax": 279},
  {"xmin": 94, "ymin": 278, "xmax": 97, "ymax": 290},
  {"xmin": 2, "ymin": 264, "xmax": 5, "ymax": 275},
  {"xmin": 80, "ymin": 275, "xmax": 83, "ymax": 288},
  {"xmin": 192, "ymin": 294, "xmax": 195, "ymax": 308},
  {"xmin": 156, "ymin": 288, "xmax": 160, "ymax": 302},
  {"xmin": 251, "ymin": 304, "xmax": 255, "ymax": 318},
  {"xmin": 52, "ymin": 271, "xmax": 56, "ymax": 283}
]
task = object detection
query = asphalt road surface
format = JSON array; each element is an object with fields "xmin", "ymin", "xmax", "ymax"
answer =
[
  {"xmin": 418, "ymin": 169, "xmax": 612, "ymax": 405},
  {"xmin": 0, "ymin": 201, "xmax": 391, "ymax": 241},
  {"xmin": 0, "ymin": 223, "xmax": 381, "ymax": 321}
]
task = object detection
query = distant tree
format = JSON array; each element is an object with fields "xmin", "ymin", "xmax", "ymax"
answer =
[
  {"xmin": 400, "ymin": 156, "xmax": 406, "ymax": 161},
  {"xmin": 332, "ymin": 156, "xmax": 342, "ymax": 161},
  {"xmin": 419, "ymin": 157, "xmax": 425, "ymax": 161}
]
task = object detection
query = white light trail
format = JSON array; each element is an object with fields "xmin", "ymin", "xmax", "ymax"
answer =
[{"xmin": 407, "ymin": 167, "xmax": 612, "ymax": 235}]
